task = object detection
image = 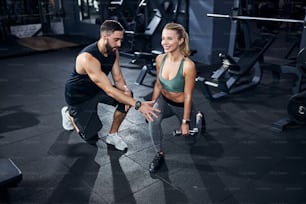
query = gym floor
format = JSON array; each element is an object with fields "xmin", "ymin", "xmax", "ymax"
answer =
[{"xmin": 0, "ymin": 39, "xmax": 306, "ymax": 203}]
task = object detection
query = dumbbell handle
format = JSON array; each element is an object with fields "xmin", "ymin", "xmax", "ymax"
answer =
[{"xmin": 173, "ymin": 128, "xmax": 199, "ymax": 136}]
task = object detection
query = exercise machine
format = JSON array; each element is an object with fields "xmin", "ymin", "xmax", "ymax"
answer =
[
  {"xmin": 272, "ymin": 47, "xmax": 306, "ymax": 132},
  {"xmin": 196, "ymin": 0, "xmax": 276, "ymax": 100},
  {"xmin": 123, "ymin": 7, "xmax": 163, "ymax": 86},
  {"xmin": 121, "ymin": 0, "xmax": 162, "ymax": 56},
  {"xmin": 134, "ymin": 49, "xmax": 161, "ymax": 85},
  {"xmin": 197, "ymin": 0, "xmax": 306, "ymax": 100},
  {"xmin": 197, "ymin": 36, "xmax": 274, "ymax": 100}
]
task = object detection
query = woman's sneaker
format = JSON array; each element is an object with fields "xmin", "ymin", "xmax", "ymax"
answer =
[
  {"xmin": 61, "ymin": 106, "xmax": 74, "ymax": 131},
  {"xmin": 149, "ymin": 152, "xmax": 164, "ymax": 173}
]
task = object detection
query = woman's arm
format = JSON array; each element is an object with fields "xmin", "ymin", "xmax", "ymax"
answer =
[{"xmin": 181, "ymin": 58, "xmax": 196, "ymax": 134}]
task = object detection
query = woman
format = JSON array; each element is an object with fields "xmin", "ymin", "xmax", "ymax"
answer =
[{"xmin": 148, "ymin": 23, "xmax": 197, "ymax": 173}]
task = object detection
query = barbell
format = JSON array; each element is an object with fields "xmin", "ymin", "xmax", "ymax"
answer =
[{"xmin": 207, "ymin": 13, "xmax": 305, "ymax": 24}]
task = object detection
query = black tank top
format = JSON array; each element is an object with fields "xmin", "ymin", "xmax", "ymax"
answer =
[{"xmin": 65, "ymin": 42, "xmax": 116, "ymax": 106}]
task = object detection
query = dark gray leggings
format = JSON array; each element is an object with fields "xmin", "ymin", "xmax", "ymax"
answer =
[{"xmin": 148, "ymin": 95, "xmax": 196, "ymax": 153}]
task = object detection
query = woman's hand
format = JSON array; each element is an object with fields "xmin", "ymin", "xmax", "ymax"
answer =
[{"xmin": 181, "ymin": 123, "xmax": 190, "ymax": 136}]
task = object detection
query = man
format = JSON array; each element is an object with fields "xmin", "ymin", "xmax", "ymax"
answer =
[{"xmin": 61, "ymin": 20, "xmax": 159, "ymax": 151}]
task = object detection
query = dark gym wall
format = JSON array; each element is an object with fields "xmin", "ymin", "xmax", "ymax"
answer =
[
  {"xmin": 212, "ymin": 1, "xmax": 234, "ymax": 63},
  {"xmin": 61, "ymin": 0, "xmax": 233, "ymax": 64},
  {"xmin": 189, "ymin": 0, "xmax": 233, "ymax": 64},
  {"xmin": 189, "ymin": 0, "xmax": 213, "ymax": 64},
  {"xmin": 62, "ymin": 0, "xmax": 100, "ymax": 39},
  {"xmin": 62, "ymin": 0, "xmax": 152, "ymax": 40}
]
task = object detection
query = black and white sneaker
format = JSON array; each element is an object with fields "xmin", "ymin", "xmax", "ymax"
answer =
[{"xmin": 149, "ymin": 152, "xmax": 164, "ymax": 173}]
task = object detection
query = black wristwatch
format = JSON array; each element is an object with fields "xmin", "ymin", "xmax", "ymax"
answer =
[{"xmin": 134, "ymin": 100, "xmax": 142, "ymax": 110}]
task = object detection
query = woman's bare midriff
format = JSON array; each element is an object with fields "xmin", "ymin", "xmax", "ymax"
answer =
[{"xmin": 161, "ymin": 90, "xmax": 184, "ymax": 103}]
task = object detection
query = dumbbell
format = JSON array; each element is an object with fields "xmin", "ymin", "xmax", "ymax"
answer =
[{"xmin": 173, "ymin": 128, "xmax": 199, "ymax": 136}]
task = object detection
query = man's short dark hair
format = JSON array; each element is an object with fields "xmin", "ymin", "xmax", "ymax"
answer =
[{"xmin": 100, "ymin": 20, "xmax": 124, "ymax": 34}]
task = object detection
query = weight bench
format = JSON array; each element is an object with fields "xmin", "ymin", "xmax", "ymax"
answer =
[
  {"xmin": 197, "ymin": 35, "xmax": 275, "ymax": 100},
  {"xmin": 134, "ymin": 50, "xmax": 161, "ymax": 85},
  {"xmin": 0, "ymin": 158, "xmax": 22, "ymax": 189},
  {"xmin": 124, "ymin": 9, "xmax": 162, "ymax": 57},
  {"xmin": 271, "ymin": 48, "xmax": 306, "ymax": 132}
]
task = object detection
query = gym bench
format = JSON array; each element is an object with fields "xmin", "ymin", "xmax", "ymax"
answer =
[
  {"xmin": 134, "ymin": 50, "xmax": 161, "ymax": 85},
  {"xmin": 272, "ymin": 48, "xmax": 306, "ymax": 131},
  {"xmin": 196, "ymin": 35, "xmax": 275, "ymax": 100},
  {"xmin": 0, "ymin": 158, "xmax": 22, "ymax": 189}
]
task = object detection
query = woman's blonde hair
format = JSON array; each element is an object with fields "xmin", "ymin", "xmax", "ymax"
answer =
[{"xmin": 163, "ymin": 22, "xmax": 190, "ymax": 57}]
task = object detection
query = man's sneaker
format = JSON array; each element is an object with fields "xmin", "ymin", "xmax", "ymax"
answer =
[
  {"xmin": 105, "ymin": 133, "xmax": 128, "ymax": 151},
  {"xmin": 149, "ymin": 152, "xmax": 164, "ymax": 173},
  {"xmin": 61, "ymin": 106, "xmax": 74, "ymax": 131}
]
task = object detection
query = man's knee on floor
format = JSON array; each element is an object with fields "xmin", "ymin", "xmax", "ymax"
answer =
[{"xmin": 79, "ymin": 131, "xmax": 99, "ymax": 145}]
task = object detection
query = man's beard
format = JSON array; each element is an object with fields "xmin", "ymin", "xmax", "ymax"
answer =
[{"xmin": 106, "ymin": 40, "xmax": 117, "ymax": 54}]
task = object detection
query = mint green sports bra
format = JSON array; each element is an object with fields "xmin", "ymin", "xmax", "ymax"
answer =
[{"xmin": 159, "ymin": 55, "xmax": 185, "ymax": 93}]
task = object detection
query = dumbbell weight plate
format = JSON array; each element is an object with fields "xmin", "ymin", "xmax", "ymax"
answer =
[{"xmin": 287, "ymin": 92, "xmax": 306, "ymax": 124}]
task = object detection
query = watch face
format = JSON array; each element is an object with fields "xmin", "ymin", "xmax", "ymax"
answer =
[{"xmin": 135, "ymin": 101, "xmax": 142, "ymax": 110}]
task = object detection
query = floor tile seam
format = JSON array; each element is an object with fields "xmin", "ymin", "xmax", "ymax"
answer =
[
  {"xmin": 219, "ymin": 160, "xmax": 293, "ymax": 204},
  {"xmin": 0, "ymin": 132, "xmax": 51, "ymax": 148},
  {"xmin": 93, "ymin": 148, "xmax": 149, "ymax": 169},
  {"xmin": 78, "ymin": 179, "xmax": 110, "ymax": 204},
  {"xmin": 48, "ymin": 145, "xmax": 117, "ymax": 173},
  {"xmin": 207, "ymin": 141, "xmax": 285, "ymax": 167},
  {"xmin": 9, "ymin": 188, "xmax": 49, "ymax": 203},
  {"xmin": 0, "ymin": 128, "xmax": 64, "ymax": 152},
  {"xmin": 23, "ymin": 85, "xmax": 65, "ymax": 96},
  {"xmin": 114, "ymin": 122, "xmax": 152, "ymax": 141},
  {"xmin": 219, "ymin": 187, "xmax": 250, "ymax": 204},
  {"xmin": 254, "ymin": 155, "xmax": 300, "ymax": 180},
  {"xmin": 1, "ymin": 67, "xmax": 66, "ymax": 80},
  {"xmin": 0, "ymin": 101, "xmax": 66, "ymax": 116},
  {"xmin": 3, "ymin": 87, "xmax": 65, "ymax": 103},
  {"xmin": 204, "ymin": 128, "xmax": 276, "ymax": 145},
  {"xmin": 211, "ymin": 155, "xmax": 285, "ymax": 182},
  {"xmin": 151, "ymin": 168, "xmax": 192, "ymax": 193},
  {"xmin": 126, "ymin": 168, "xmax": 197, "ymax": 202},
  {"xmin": 220, "ymin": 132, "xmax": 286, "ymax": 153},
  {"xmin": 44, "ymin": 148, "xmax": 121, "ymax": 201},
  {"xmin": 166, "ymin": 136, "xmax": 198, "ymax": 151},
  {"xmin": 91, "ymin": 155, "xmax": 164, "ymax": 203},
  {"xmin": 112, "ymin": 179, "xmax": 163, "ymax": 204},
  {"xmin": 125, "ymin": 144, "xmax": 155, "ymax": 156},
  {"xmin": 164, "ymin": 136, "xmax": 286, "ymax": 177},
  {"xmin": 119, "ymin": 118, "xmax": 147, "ymax": 126},
  {"xmin": 0, "ymin": 47, "xmax": 83, "ymax": 60},
  {"xmin": 124, "ymin": 150, "xmax": 153, "ymax": 170}
]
